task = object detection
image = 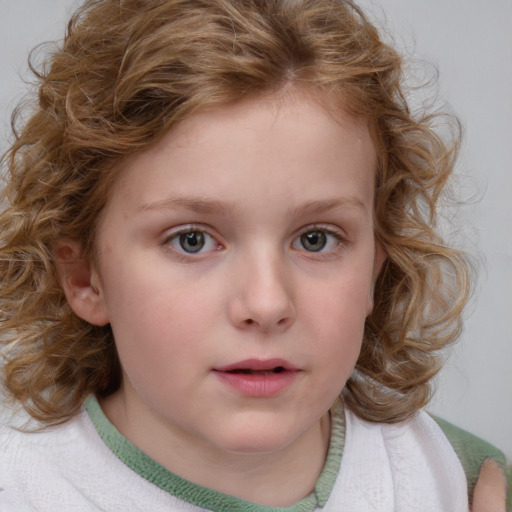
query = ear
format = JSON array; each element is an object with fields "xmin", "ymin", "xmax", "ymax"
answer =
[
  {"xmin": 53, "ymin": 240, "xmax": 109, "ymax": 326},
  {"xmin": 366, "ymin": 241, "xmax": 387, "ymax": 316}
]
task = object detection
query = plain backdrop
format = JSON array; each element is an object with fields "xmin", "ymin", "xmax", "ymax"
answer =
[{"xmin": 0, "ymin": 0, "xmax": 511, "ymax": 461}]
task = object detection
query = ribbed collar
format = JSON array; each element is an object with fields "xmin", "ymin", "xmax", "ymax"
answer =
[{"xmin": 85, "ymin": 396, "xmax": 345, "ymax": 512}]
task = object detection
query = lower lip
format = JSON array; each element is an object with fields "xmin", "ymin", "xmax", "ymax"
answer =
[{"xmin": 213, "ymin": 370, "xmax": 299, "ymax": 397}]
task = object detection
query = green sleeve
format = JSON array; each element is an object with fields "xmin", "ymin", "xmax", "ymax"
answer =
[{"xmin": 432, "ymin": 415, "xmax": 511, "ymax": 509}]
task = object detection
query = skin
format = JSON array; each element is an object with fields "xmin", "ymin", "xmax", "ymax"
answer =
[
  {"xmin": 58, "ymin": 91, "xmax": 383, "ymax": 506},
  {"xmin": 472, "ymin": 460, "xmax": 507, "ymax": 512},
  {"xmin": 56, "ymin": 91, "xmax": 506, "ymax": 507}
]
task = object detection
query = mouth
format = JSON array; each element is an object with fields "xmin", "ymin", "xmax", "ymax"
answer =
[
  {"xmin": 223, "ymin": 366, "xmax": 287, "ymax": 375},
  {"xmin": 212, "ymin": 359, "xmax": 300, "ymax": 397},
  {"xmin": 213, "ymin": 359, "xmax": 298, "ymax": 374}
]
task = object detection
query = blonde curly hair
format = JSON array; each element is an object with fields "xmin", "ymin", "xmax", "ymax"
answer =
[{"xmin": 0, "ymin": 0, "xmax": 469, "ymax": 426}]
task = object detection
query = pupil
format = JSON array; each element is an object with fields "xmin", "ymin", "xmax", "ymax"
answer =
[
  {"xmin": 179, "ymin": 232, "xmax": 205, "ymax": 253},
  {"xmin": 301, "ymin": 231, "xmax": 326, "ymax": 252}
]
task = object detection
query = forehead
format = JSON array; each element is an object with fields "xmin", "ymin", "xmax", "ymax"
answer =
[
  {"xmin": 171, "ymin": 92, "xmax": 372, "ymax": 159},
  {"xmin": 106, "ymin": 92, "xmax": 376, "ymax": 218}
]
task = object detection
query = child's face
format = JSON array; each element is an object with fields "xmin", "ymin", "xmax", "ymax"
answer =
[{"xmin": 88, "ymin": 92, "xmax": 381, "ymax": 458}]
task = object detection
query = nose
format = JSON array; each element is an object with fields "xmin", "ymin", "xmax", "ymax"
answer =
[{"xmin": 228, "ymin": 250, "xmax": 296, "ymax": 333}]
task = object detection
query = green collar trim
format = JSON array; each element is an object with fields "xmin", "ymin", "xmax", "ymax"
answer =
[{"xmin": 85, "ymin": 396, "xmax": 345, "ymax": 512}]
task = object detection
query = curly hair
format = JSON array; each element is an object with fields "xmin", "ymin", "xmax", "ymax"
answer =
[{"xmin": 0, "ymin": 0, "xmax": 470, "ymax": 426}]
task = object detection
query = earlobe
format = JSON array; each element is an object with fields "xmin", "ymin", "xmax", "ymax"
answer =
[{"xmin": 53, "ymin": 240, "xmax": 109, "ymax": 326}]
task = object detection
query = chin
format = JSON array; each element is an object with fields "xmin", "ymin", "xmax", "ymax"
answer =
[
  {"xmin": 221, "ymin": 437, "xmax": 294, "ymax": 456},
  {"xmin": 212, "ymin": 419, "xmax": 305, "ymax": 456}
]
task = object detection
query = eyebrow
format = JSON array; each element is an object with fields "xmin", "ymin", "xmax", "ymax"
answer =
[
  {"xmin": 139, "ymin": 195, "xmax": 368, "ymax": 217},
  {"xmin": 288, "ymin": 197, "xmax": 368, "ymax": 217},
  {"xmin": 139, "ymin": 196, "xmax": 235, "ymax": 215}
]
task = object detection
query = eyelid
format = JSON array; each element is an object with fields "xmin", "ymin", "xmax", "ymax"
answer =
[
  {"xmin": 291, "ymin": 224, "xmax": 347, "ymax": 253},
  {"xmin": 296, "ymin": 223, "xmax": 347, "ymax": 240},
  {"xmin": 162, "ymin": 223, "xmax": 205, "ymax": 236},
  {"xmin": 162, "ymin": 224, "xmax": 223, "ymax": 255}
]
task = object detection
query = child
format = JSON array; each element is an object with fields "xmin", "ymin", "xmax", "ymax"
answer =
[{"xmin": 0, "ymin": 0, "xmax": 509, "ymax": 510}]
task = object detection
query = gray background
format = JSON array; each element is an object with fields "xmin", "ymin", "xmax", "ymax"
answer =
[{"xmin": 1, "ymin": 0, "xmax": 511, "ymax": 460}]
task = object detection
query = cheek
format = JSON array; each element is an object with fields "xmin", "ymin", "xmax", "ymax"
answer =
[
  {"xmin": 309, "ymin": 274, "xmax": 371, "ymax": 328},
  {"xmin": 104, "ymin": 272, "xmax": 218, "ymax": 362},
  {"xmin": 303, "ymin": 276, "xmax": 370, "ymax": 365},
  {"xmin": 108, "ymin": 293, "xmax": 205, "ymax": 400}
]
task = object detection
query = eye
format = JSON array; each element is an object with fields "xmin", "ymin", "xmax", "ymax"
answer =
[
  {"xmin": 292, "ymin": 228, "xmax": 342, "ymax": 253},
  {"xmin": 167, "ymin": 229, "xmax": 220, "ymax": 254}
]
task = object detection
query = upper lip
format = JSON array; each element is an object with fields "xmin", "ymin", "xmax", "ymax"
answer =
[{"xmin": 213, "ymin": 358, "xmax": 299, "ymax": 372}]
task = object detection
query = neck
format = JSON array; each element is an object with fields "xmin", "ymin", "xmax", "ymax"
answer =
[
  {"xmin": 175, "ymin": 414, "xmax": 332, "ymax": 506},
  {"xmin": 100, "ymin": 392, "xmax": 332, "ymax": 507}
]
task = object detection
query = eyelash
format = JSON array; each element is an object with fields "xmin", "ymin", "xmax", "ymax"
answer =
[
  {"xmin": 162, "ymin": 224, "xmax": 346, "ymax": 258},
  {"xmin": 292, "ymin": 225, "xmax": 346, "ymax": 256},
  {"xmin": 162, "ymin": 225, "xmax": 222, "ymax": 257}
]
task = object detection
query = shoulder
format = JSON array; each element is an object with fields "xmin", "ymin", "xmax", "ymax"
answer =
[
  {"xmin": 338, "ymin": 408, "xmax": 469, "ymax": 510},
  {"xmin": 0, "ymin": 403, "xmax": 106, "ymax": 510},
  {"xmin": 0, "ymin": 404, "xmax": 89, "ymax": 483},
  {"xmin": 0, "ymin": 401, "xmax": 200, "ymax": 511},
  {"xmin": 430, "ymin": 415, "xmax": 510, "ymax": 509}
]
